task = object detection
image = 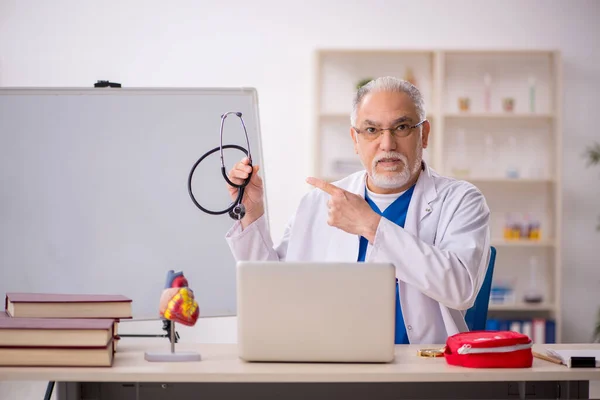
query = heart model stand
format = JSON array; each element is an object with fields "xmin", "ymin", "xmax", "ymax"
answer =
[
  {"xmin": 145, "ymin": 270, "xmax": 201, "ymax": 362},
  {"xmin": 144, "ymin": 321, "xmax": 200, "ymax": 362}
]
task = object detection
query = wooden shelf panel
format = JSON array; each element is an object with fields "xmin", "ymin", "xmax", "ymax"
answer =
[
  {"xmin": 491, "ymin": 239, "xmax": 555, "ymax": 247},
  {"xmin": 488, "ymin": 303, "xmax": 555, "ymax": 312},
  {"xmin": 452, "ymin": 177, "xmax": 555, "ymax": 184},
  {"xmin": 317, "ymin": 49, "xmax": 434, "ymax": 56},
  {"xmin": 444, "ymin": 113, "xmax": 553, "ymax": 119}
]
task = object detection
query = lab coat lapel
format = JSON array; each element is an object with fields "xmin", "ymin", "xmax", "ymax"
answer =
[
  {"xmin": 325, "ymin": 172, "xmax": 367, "ymax": 262},
  {"xmin": 404, "ymin": 162, "xmax": 438, "ymax": 236}
]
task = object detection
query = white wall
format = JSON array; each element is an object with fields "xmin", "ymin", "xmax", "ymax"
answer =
[{"xmin": 1, "ymin": 0, "xmax": 599, "ymax": 343}]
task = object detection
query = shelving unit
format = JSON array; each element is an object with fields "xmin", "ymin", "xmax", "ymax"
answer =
[
  {"xmin": 488, "ymin": 303, "xmax": 555, "ymax": 312},
  {"xmin": 490, "ymin": 239, "xmax": 555, "ymax": 248},
  {"xmin": 313, "ymin": 49, "xmax": 562, "ymax": 342}
]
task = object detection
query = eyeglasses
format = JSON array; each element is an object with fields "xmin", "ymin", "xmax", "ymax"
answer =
[{"xmin": 353, "ymin": 120, "xmax": 427, "ymax": 142}]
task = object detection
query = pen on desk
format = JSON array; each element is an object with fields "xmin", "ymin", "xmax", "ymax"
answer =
[{"xmin": 532, "ymin": 351, "xmax": 562, "ymax": 365}]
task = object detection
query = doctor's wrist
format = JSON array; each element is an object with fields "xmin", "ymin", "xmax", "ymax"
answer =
[
  {"xmin": 241, "ymin": 208, "xmax": 264, "ymax": 230},
  {"xmin": 362, "ymin": 213, "xmax": 381, "ymax": 244}
]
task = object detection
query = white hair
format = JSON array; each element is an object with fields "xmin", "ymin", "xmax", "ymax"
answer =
[{"xmin": 350, "ymin": 76, "xmax": 426, "ymax": 127}]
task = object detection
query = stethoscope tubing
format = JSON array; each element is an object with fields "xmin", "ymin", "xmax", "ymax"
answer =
[{"xmin": 187, "ymin": 112, "xmax": 253, "ymax": 218}]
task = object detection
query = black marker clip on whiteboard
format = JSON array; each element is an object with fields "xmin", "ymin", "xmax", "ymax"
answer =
[{"xmin": 94, "ymin": 80, "xmax": 121, "ymax": 88}]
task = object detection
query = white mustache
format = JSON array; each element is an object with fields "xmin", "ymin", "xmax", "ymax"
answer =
[{"xmin": 373, "ymin": 152, "xmax": 407, "ymax": 167}]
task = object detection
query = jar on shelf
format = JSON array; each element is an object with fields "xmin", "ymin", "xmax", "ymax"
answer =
[{"xmin": 458, "ymin": 97, "xmax": 470, "ymax": 112}]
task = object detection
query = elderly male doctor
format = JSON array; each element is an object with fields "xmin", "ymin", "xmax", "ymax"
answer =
[{"xmin": 225, "ymin": 76, "xmax": 491, "ymax": 344}]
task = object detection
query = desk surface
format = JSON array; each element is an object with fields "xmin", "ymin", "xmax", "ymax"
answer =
[{"xmin": 1, "ymin": 341, "xmax": 599, "ymax": 383}]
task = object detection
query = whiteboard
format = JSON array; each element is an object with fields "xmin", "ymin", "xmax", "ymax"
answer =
[{"xmin": 0, "ymin": 88, "xmax": 267, "ymax": 318}]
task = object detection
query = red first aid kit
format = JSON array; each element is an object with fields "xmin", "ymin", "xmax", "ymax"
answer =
[{"xmin": 444, "ymin": 330, "xmax": 533, "ymax": 368}]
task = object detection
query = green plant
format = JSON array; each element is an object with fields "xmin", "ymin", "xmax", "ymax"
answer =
[
  {"xmin": 595, "ymin": 308, "xmax": 600, "ymax": 343},
  {"xmin": 585, "ymin": 142, "xmax": 600, "ymax": 166},
  {"xmin": 356, "ymin": 78, "xmax": 373, "ymax": 90},
  {"xmin": 585, "ymin": 142, "xmax": 600, "ymax": 231}
]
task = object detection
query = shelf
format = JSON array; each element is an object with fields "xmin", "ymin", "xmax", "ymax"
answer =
[
  {"xmin": 444, "ymin": 113, "xmax": 553, "ymax": 119},
  {"xmin": 491, "ymin": 239, "xmax": 555, "ymax": 247},
  {"xmin": 319, "ymin": 113, "xmax": 435, "ymax": 120},
  {"xmin": 452, "ymin": 177, "xmax": 555, "ymax": 184},
  {"xmin": 317, "ymin": 49, "xmax": 433, "ymax": 56},
  {"xmin": 442, "ymin": 49, "xmax": 560, "ymax": 56},
  {"xmin": 488, "ymin": 303, "xmax": 555, "ymax": 312}
]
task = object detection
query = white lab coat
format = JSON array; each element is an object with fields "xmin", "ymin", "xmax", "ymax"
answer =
[{"xmin": 225, "ymin": 162, "xmax": 491, "ymax": 344}]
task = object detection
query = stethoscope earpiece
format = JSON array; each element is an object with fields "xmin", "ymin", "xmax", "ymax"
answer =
[{"xmin": 188, "ymin": 111, "xmax": 253, "ymax": 220}]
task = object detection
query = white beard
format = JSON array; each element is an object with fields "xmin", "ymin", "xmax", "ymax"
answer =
[{"xmin": 368, "ymin": 150, "xmax": 422, "ymax": 190}]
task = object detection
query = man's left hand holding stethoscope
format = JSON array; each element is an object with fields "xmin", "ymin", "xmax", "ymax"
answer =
[
  {"xmin": 188, "ymin": 112, "xmax": 266, "ymax": 228},
  {"xmin": 223, "ymin": 155, "xmax": 265, "ymax": 228}
]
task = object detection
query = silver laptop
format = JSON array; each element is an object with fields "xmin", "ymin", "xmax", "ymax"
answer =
[{"xmin": 236, "ymin": 261, "xmax": 396, "ymax": 363}]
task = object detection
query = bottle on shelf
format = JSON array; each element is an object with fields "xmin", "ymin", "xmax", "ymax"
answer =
[
  {"xmin": 458, "ymin": 97, "xmax": 470, "ymax": 112},
  {"xmin": 523, "ymin": 255, "xmax": 544, "ymax": 304},
  {"xmin": 505, "ymin": 135, "xmax": 520, "ymax": 179},
  {"xmin": 504, "ymin": 213, "xmax": 523, "ymax": 240},
  {"xmin": 528, "ymin": 214, "xmax": 542, "ymax": 240},
  {"xmin": 521, "ymin": 213, "xmax": 532, "ymax": 239},
  {"xmin": 528, "ymin": 75, "xmax": 536, "ymax": 113},
  {"xmin": 503, "ymin": 213, "xmax": 542, "ymax": 242},
  {"xmin": 512, "ymin": 213, "xmax": 523, "ymax": 240},
  {"xmin": 481, "ymin": 133, "xmax": 496, "ymax": 178},
  {"xmin": 483, "ymin": 73, "xmax": 492, "ymax": 113},
  {"xmin": 503, "ymin": 213, "xmax": 514, "ymax": 240}
]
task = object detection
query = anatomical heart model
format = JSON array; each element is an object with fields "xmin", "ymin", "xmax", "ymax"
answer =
[
  {"xmin": 145, "ymin": 270, "xmax": 201, "ymax": 362},
  {"xmin": 159, "ymin": 270, "xmax": 199, "ymax": 326}
]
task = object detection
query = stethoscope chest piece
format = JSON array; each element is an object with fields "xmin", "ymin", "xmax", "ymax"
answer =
[{"xmin": 228, "ymin": 204, "xmax": 246, "ymax": 220}]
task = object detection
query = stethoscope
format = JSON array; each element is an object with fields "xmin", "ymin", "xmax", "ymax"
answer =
[{"xmin": 187, "ymin": 112, "xmax": 253, "ymax": 220}]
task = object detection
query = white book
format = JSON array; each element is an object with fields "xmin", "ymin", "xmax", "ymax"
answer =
[
  {"xmin": 533, "ymin": 319, "xmax": 546, "ymax": 344},
  {"xmin": 522, "ymin": 321, "xmax": 532, "ymax": 339},
  {"xmin": 546, "ymin": 349, "xmax": 600, "ymax": 368},
  {"xmin": 509, "ymin": 321, "xmax": 521, "ymax": 333}
]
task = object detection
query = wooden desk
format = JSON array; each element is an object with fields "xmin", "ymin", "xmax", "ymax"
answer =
[{"xmin": 1, "ymin": 341, "xmax": 599, "ymax": 399}]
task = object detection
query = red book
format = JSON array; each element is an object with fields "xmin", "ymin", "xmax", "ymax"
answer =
[
  {"xmin": 5, "ymin": 293, "xmax": 132, "ymax": 319},
  {"xmin": 0, "ymin": 317, "xmax": 115, "ymax": 348},
  {"xmin": 0, "ymin": 338, "xmax": 115, "ymax": 367}
]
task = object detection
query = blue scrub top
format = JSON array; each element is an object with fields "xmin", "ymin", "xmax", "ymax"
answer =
[{"xmin": 357, "ymin": 184, "xmax": 415, "ymax": 344}]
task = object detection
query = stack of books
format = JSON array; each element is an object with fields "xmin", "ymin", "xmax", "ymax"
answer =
[{"xmin": 0, "ymin": 292, "xmax": 132, "ymax": 367}]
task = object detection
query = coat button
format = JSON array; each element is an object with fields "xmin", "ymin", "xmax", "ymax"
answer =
[
  {"xmin": 407, "ymin": 325, "xmax": 413, "ymax": 330},
  {"xmin": 425, "ymin": 207, "xmax": 431, "ymax": 212}
]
